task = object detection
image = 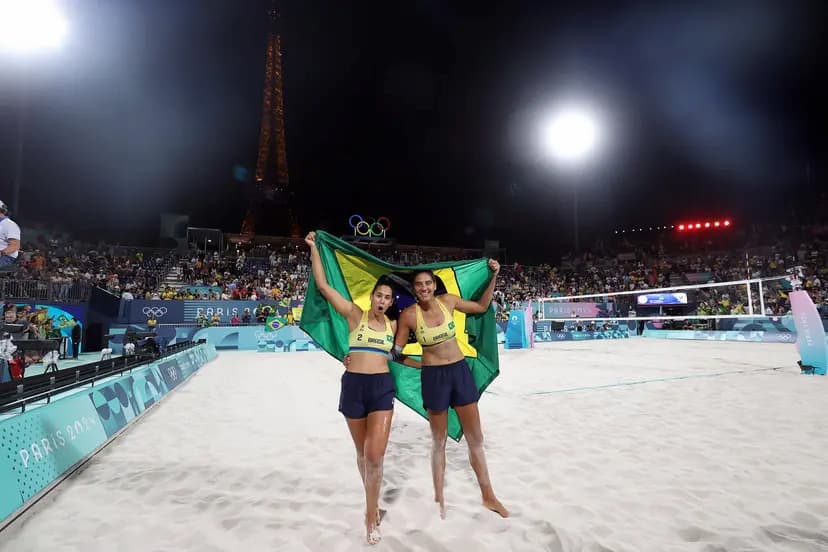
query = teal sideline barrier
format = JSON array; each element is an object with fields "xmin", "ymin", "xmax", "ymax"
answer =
[
  {"xmin": 643, "ymin": 329, "xmax": 814, "ymax": 343},
  {"xmin": 107, "ymin": 325, "xmax": 322, "ymax": 354},
  {"xmin": 0, "ymin": 343, "xmax": 217, "ymax": 525}
]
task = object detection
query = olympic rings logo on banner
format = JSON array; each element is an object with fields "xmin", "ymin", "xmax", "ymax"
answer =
[
  {"xmin": 348, "ymin": 214, "xmax": 391, "ymax": 237},
  {"xmin": 142, "ymin": 307, "xmax": 168, "ymax": 318}
]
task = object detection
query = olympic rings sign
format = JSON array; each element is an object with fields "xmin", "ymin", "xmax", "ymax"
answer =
[
  {"xmin": 348, "ymin": 214, "xmax": 391, "ymax": 238},
  {"xmin": 142, "ymin": 307, "xmax": 168, "ymax": 318}
]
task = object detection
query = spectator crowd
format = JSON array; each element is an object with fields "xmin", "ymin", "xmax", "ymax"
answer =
[{"xmin": 9, "ymin": 223, "xmax": 827, "ymax": 319}]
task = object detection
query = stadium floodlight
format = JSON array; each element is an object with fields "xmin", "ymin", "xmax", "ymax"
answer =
[
  {"xmin": 0, "ymin": 0, "xmax": 68, "ymax": 54},
  {"xmin": 2, "ymin": 0, "xmax": 68, "ymax": 216},
  {"xmin": 539, "ymin": 101, "xmax": 607, "ymax": 254},
  {"xmin": 541, "ymin": 104, "xmax": 603, "ymax": 167}
]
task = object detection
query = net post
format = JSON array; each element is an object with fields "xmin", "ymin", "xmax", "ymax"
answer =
[
  {"xmin": 746, "ymin": 282, "xmax": 754, "ymax": 316},
  {"xmin": 759, "ymin": 281, "xmax": 766, "ymax": 315}
]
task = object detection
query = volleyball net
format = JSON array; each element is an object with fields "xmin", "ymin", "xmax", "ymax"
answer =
[{"xmin": 534, "ymin": 275, "xmax": 799, "ymax": 334}]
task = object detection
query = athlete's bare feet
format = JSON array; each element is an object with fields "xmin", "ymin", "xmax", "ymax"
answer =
[
  {"xmin": 366, "ymin": 511, "xmax": 382, "ymax": 545},
  {"xmin": 435, "ymin": 495, "xmax": 446, "ymax": 519},
  {"xmin": 366, "ymin": 524, "xmax": 381, "ymax": 545},
  {"xmin": 483, "ymin": 496, "xmax": 509, "ymax": 518}
]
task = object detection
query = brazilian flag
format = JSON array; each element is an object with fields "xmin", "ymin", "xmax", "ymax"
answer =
[
  {"xmin": 265, "ymin": 316, "xmax": 287, "ymax": 331},
  {"xmin": 300, "ymin": 230, "xmax": 499, "ymax": 441}
]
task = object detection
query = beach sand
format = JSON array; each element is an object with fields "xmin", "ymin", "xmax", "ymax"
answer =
[{"xmin": 2, "ymin": 339, "xmax": 827, "ymax": 551}]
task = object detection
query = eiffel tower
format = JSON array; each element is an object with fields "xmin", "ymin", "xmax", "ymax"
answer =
[{"xmin": 241, "ymin": 1, "xmax": 298, "ymax": 238}]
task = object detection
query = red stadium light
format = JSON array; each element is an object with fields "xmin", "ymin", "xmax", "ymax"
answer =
[
  {"xmin": 678, "ymin": 224, "xmax": 685, "ymax": 231},
  {"xmin": 704, "ymin": 222, "xmax": 711, "ymax": 228},
  {"xmin": 695, "ymin": 223, "xmax": 701, "ymax": 229},
  {"xmin": 714, "ymin": 221, "xmax": 720, "ymax": 227},
  {"xmin": 724, "ymin": 220, "xmax": 731, "ymax": 227}
]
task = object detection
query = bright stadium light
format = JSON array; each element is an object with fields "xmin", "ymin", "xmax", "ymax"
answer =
[
  {"xmin": 0, "ymin": 0, "xmax": 68, "ymax": 54},
  {"xmin": 538, "ymin": 99, "xmax": 609, "ymax": 254},
  {"xmin": 541, "ymin": 104, "xmax": 603, "ymax": 167},
  {"xmin": 1, "ymin": 0, "xmax": 68, "ymax": 216}
]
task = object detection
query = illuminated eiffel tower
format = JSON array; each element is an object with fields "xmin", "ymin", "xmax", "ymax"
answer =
[{"xmin": 241, "ymin": 1, "xmax": 298, "ymax": 238}]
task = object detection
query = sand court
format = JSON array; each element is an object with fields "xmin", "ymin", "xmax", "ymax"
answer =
[{"xmin": 2, "ymin": 339, "xmax": 826, "ymax": 551}]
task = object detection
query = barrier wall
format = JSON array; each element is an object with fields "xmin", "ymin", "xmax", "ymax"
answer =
[
  {"xmin": 537, "ymin": 328, "xmax": 631, "ymax": 341},
  {"xmin": 0, "ymin": 343, "xmax": 218, "ymax": 526},
  {"xmin": 531, "ymin": 320, "xmax": 632, "ymax": 342},
  {"xmin": 537, "ymin": 301, "xmax": 614, "ymax": 319},
  {"xmin": 643, "ymin": 329, "xmax": 801, "ymax": 343},
  {"xmin": 110, "ymin": 322, "xmax": 632, "ymax": 352},
  {"xmin": 107, "ymin": 325, "xmax": 321, "ymax": 354},
  {"xmin": 120, "ymin": 299, "xmax": 301, "ymax": 325},
  {"xmin": 108, "ymin": 316, "xmax": 826, "ymax": 353}
]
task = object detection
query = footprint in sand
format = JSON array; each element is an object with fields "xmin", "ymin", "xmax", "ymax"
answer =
[
  {"xmin": 221, "ymin": 517, "xmax": 240, "ymax": 530},
  {"xmin": 788, "ymin": 510, "xmax": 821, "ymax": 529},
  {"xmin": 383, "ymin": 487, "xmax": 402, "ymax": 504},
  {"xmin": 761, "ymin": 525, "xmax": 828, "ymax": 548},
  {"xmin": 676, "ymin": 525, "xmax": 716, "ymax": 542}
]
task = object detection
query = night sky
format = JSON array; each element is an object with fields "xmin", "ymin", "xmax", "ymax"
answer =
[{"xmin": 0, "ymin": 0, "xmax": 825, "ymax": 262}]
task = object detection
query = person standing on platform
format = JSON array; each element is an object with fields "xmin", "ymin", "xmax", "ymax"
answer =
[
  {"xmin": 71, "ymin": 318, "xmax": 82, "ymax": 359},
  {"xmin": 0, "ymin": 200, "xmax": 21, "ymax": 268}
]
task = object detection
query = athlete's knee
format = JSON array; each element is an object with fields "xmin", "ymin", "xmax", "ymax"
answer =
[
  {"xmin": 465, "ymin": 429, "xmax": 484, "ymax": 449},
  {"xmin": 364, "ymin": 445, "xmax": 384, "ymax": 469},
  {"xmin": 431, "ymin": 432, "xmax": 447, "ymax": 452}
]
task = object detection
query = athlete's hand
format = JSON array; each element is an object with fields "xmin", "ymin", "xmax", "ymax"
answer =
[
  {"xmin": 305, "ymin": 231, "xmax": 316, "ymax": 248},
  {"xmin": 488, "ymin": 259, "xmax": 500, "ymax": 274},
  {"xmin": 343, "ymin": 354, "xmax": 352, "ymax": 368}
]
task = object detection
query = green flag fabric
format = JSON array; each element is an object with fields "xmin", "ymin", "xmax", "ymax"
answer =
[{"xmin": 299, "ymin": 230, "xmax": 500, "ymax": 441}]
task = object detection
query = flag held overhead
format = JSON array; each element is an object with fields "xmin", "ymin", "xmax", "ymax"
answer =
[{"xmin": 300, "ymin": 230, "xmax": 500, "ymax": 441}]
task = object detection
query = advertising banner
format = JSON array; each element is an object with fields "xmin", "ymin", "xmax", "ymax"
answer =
[
  {"xmin": 0, "ymin": 344, "xmax": 216, "ymax": 526},
  {"xmin": 541, "ymin": 302, "xmax": 613, "ymax": 319}
]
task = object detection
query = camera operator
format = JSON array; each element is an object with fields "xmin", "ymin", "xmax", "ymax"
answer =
[{"xmin": 0, "ymin": 200, "xmax": 21, "ymax": 268}]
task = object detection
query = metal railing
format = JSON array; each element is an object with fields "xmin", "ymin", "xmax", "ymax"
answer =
[
  {"xmin": 0, "ymin": 280, "xmax": 92, "ymax": 303},
  {"xmin": 0, "ymin": 340, "xmax": 199, "ymax": 414}
]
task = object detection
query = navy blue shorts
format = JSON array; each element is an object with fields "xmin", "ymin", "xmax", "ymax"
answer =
[
  {"xmin": 338, "ymin": 372, "xmax": 396, "ymax": 419},
  {"xmin": 421, "ymin": 359, "xmax": 479, "ymax": 412}
]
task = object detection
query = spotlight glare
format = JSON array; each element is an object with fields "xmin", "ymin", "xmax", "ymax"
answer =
[
  {"xmin": 541, "ymin": 104, "xmax": 603, "ymax": 166},
  {"xmin": 0, "ymin": 0, "xmax": 69, "ymax": 53}
]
